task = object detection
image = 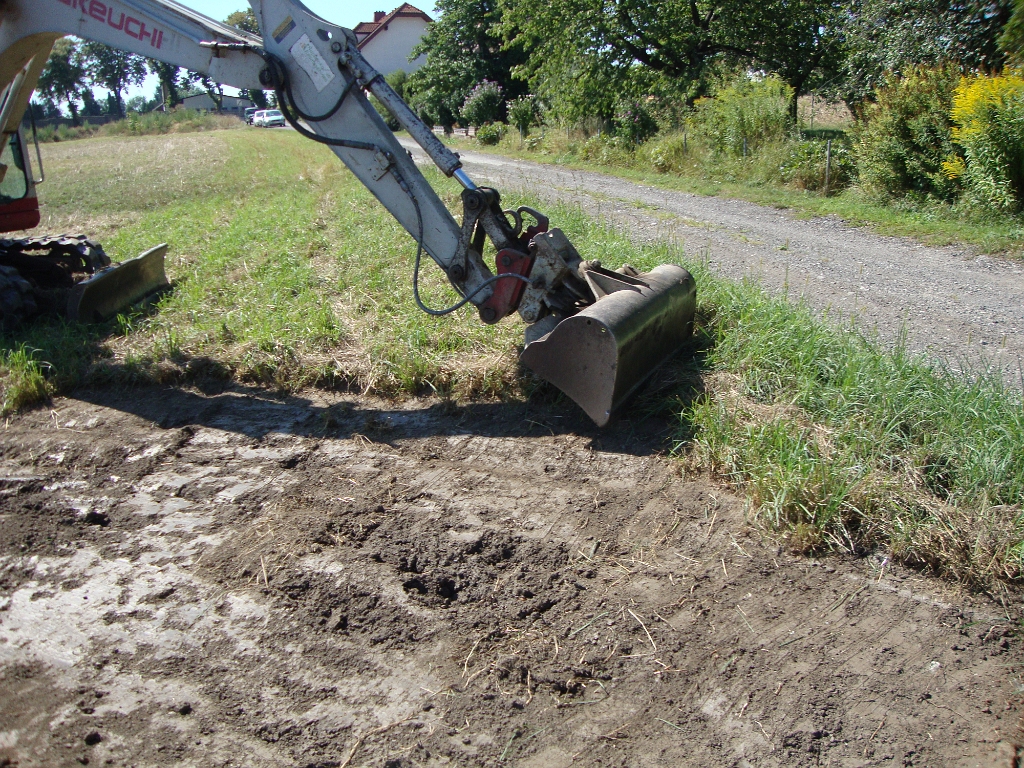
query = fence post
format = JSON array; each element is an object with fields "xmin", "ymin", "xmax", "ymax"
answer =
[{"xmin": 824, "ymin": 139, "xmax": 832, "ymax": 196}]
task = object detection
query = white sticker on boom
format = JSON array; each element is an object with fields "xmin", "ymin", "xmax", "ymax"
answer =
[{"xmin": 289, "ymin": 34, "xmax": 335, "ymax": 93}]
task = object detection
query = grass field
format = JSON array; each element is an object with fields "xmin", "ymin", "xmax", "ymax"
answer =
[{"xmin": 2, "ymin": 128, "xmax": 1021, "ymax": 589}]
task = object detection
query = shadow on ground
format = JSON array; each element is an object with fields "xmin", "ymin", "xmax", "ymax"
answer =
[{"xmin": 65, "ymin": 343, "xmax": 708, "ymax": 458}]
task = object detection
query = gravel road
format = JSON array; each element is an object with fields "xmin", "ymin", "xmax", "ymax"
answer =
[{"xmin": 400, "ymin": 138, "xmax": 1024, "ymax": 384}]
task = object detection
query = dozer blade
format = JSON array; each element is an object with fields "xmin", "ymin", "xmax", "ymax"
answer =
[
  {"xmin": 67, "ymin": 244, "xmax": 169, "ymax": 322},
  {"xmin": 521, "ymin": 264, "xmax": 696, "ymax": 427}
]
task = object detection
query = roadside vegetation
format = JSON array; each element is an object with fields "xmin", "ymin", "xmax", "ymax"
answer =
[
  {"xmin": 445, "ymin": 67, "xmax": 1024, "ymax": 254},
  {"xmin": 1, "ymin": 128, "xmax": 1021, "ymax": 589},
  {"xmin": 32, "ymin": 108, "xmax": 244, "ymax": 143},
  {"xmin": 363, "ymin": 0, "xmax": 1024, "ymax": 254}
]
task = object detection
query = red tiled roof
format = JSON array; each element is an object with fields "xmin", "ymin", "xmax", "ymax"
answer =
[
  {"xmin": 355, "ymin": 4, "xmax": 432, "ymax": 49},
  {"xmin": 353, "ymin": 21, "xmax": 379, "ymax": 37}
]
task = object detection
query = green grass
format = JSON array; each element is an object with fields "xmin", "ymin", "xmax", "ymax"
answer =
[
  {"xmin": 7, "ymin": 129, "xmax": 533, "ymax": 402},
  {"xmin": 2, "ymin": 128, "xmax": 1022, "ymax": 588},
  {"xmin": 681, "ymin": 272, "xmax": 1024, "ymax": 586},
  {"xmin": 445, "ymin": 130, "xmax": 1024, "ymax": 254}
]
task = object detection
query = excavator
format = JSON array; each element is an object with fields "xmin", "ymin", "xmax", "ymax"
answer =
[{"xmin": 0, "ymin": 0, "xmax": 696, "ymax": 426}]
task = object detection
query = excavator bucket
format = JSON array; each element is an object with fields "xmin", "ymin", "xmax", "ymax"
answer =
[
  {"xmin": 521, "ymin": 264, "xmax": 696, "ymax": 426},
  {"xmin": 67, "ymin": 244, "xmax": 169, "ymax": 322}
]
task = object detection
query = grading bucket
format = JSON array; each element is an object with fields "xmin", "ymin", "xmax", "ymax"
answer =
[{"xmin": 521, "ymin": 264, "xmax": 696, "ymax": 426}]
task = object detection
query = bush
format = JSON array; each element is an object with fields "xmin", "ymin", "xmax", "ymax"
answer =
[
  {"xmin": 32, "ymin": 110, "xmax": 242, "ymax": 143},
  {"xmin": 781, "ymin": 139, "xmax": 856, "ymax": 193},
  {"xmin": 507, "ymin": 95, "xmax": 539, "ymax": 139},
  {"xmin": 641, "ymin": 131, "xmax": 690, "ymax": 173},
  {"xmin": 853, "ymin": 66, "xmax": 960, "ymax": 201},
  {"xmin": 613, "ymin": 100, "xmax": 658, "ymax": 145},
  {"xmin": 690, "ymin": 74, "xmax": 793, "ymax": 156},
  {"xmin": 576, "ymin": 135, "xmax": 635, "ymax": 167},
  {"xmin": 461, "ymin": 80, "xmax": 503, "ymax": 128},
  {"xmin": 947, "ymin": 71, "xmax": 1024, "ymax": 212},
  {"xmin": 476, "ymin": 122, "xmax": 504, "ymax": 145}
]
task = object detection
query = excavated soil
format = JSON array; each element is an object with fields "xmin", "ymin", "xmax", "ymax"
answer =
[{"xmin": 1, "ymin": 385, "xmax": 1022, "ymax": 767}]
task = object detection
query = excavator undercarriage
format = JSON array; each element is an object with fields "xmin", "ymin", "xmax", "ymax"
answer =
[{"xmin": 0, "ymin": 234, "xmax": 168, "ymax": 325}]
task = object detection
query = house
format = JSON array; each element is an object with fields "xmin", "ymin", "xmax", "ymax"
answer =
[
  {"xmin": 353, "ymin": 4, "xmax": 432, "ymax": 75},
  {"xmin": 180, "ymin": 93, "xmax": 254, "ymax": 114}
]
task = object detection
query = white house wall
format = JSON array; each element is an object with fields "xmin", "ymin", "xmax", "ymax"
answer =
[{"xmin": 359, "ymin": 18, "xmax": 428, "ymax": 75}]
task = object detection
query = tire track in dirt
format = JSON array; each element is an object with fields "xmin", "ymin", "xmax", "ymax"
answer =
[{"xmin": 400, "ymin": 138, "xmax": 1024, "ymax": 384}]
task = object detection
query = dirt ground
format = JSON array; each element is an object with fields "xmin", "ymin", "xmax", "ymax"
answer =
[{"xmin": 1, "ymin": 384, "xmax": 1021, "ymax": 767}]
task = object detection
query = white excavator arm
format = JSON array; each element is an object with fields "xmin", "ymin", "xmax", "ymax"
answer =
[
  {"xmin": 0, "ymin": 0, "xmax": 698, "ymax": 426},
  {"xmin": 0, "ymin": 0, "xmax": 532, "ymax": 319}
]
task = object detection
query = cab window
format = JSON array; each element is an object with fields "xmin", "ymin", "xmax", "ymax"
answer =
[{"xmin": 0, "ymin": 132, "xmax": 29, "ymax": 203}]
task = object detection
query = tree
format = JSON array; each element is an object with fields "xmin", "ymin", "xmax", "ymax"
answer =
[
  {"xmin": 837, "ymin": 0, "xmax": 1012, "ymax": 112},
  {"xmin": 504, "ymin": 0, "xmax": 848, "ymax": 120},
  {"xmin": 408, "ymin": 0, "xmax": 529, "ymax": 128},
  {"xmin": 81, "ymin": 41, "xmax": 147, "ymax": 118},
  {"xmin": 37, "ymin": 38, "xmax": 86, "ymax": 126},
  {"xmin": 225, "ymin": 9, "xmax": 260, "ymax": 35},
  {"xmin": 739, "ymin": 0, "xmax": 848, "ymax": 117},
  {"xmin": 80, "ymin": 88, "xmax": 105, "ymax": 116},
  {"xmin": 148, "ymin": 60, "xmax": 181, "ymax": 109},
  {"xmin": 28, "ymin": 99, "xmax": 63, "ymax": 121},
  {"xmin": 125, "ymin": 95, "xmax": 148, "ymax": 113},
  {"xmin": 1001, "ymin": 0, "xmax": 1024, "ymax": 62}
]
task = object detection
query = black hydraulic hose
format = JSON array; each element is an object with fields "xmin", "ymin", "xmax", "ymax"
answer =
[
  {"xmin": 257, "ymin": 49, "xmax": 524, "ymax": 316},
  {"xmin": 257, "ymin": 53, "xmax": 376, "ymax": 149},
  {"xmin": 408, "ymin": 192, "xmax": 531, "ymax": 316}
]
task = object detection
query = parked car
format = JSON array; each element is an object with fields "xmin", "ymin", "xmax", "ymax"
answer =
[
  {"xmin": 244, "ymin": 107, "xmax": 258, "ymax": 124},
  {"xmin": 254, "ymin": 109, "xmax": 286, "ymax": 128}
]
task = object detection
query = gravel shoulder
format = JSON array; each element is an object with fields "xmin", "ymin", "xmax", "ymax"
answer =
[{"xmin": 400, "ymin": 139, "xmax": 1024, "ymax": 383}]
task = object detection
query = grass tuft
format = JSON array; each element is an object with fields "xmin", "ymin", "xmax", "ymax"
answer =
[{"xmin": 1, "ymin": 345, "xmax": 50, "ymax": 414}]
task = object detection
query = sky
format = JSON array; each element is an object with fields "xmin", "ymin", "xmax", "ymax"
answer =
[
  {"xmin": 126, "ymin": 1, "xmax": 435, "ymax": 100},
  {"xmin": 193, "ymin": 1, "xmax": 428, "ymax": 31}
]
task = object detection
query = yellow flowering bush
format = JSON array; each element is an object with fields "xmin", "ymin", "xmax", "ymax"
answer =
[{"xmin": 949, "ymin": 71, "xmax": 1024, "ymax": 212}]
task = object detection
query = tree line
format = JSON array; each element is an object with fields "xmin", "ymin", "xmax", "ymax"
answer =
[
  {"xmin": 33, "ymin": 10, "xmax": 269, "ymax": 125},
  {"xmin": 400, "ymin": 0, "xmax": 1023, "ymax": 131}
]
